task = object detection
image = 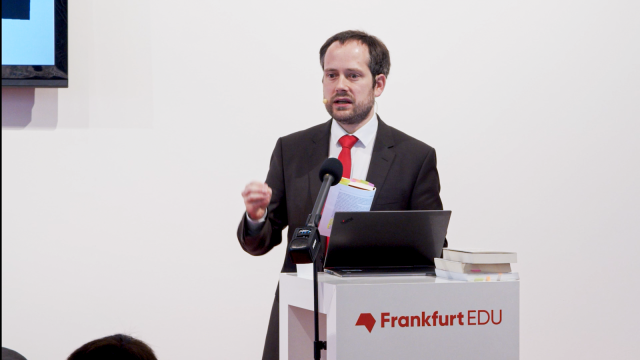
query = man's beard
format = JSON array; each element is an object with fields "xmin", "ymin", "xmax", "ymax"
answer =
[{"xmin": 325, "ymin": 92, "xmax": 375, "ymax": 126}]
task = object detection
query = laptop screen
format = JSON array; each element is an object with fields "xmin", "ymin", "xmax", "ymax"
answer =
[{"xmin": 324, "ymin": 210, "xmax": 451, "ymax": 270}]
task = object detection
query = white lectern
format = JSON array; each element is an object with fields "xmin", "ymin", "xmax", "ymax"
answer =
[{"xmin": 280, "ymin": 273, "xmax": 519, "ymax": 359}]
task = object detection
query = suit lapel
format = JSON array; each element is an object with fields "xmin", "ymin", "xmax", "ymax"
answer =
[
  {"xmin": 307, "ymin": 120, "xmax": 332, "ymax": 206},
  {"xmin": 367, "ymin": 116, "xmax": 396, "ymax": 205},
  {"xmin": 303, "ymin": 117, "xmax": 394, "ymax": 207}
]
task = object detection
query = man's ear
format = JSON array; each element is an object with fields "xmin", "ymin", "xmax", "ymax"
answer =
[{"xmin": 374, "ymin": 74, "xmax": 386, "ymax": 97}]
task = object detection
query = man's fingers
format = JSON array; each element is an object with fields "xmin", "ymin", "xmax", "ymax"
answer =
[
  {"xmin": 242, "ymin": 182, "xmax": 272, "ymax": 218},
  {"xmin": 245, "ymin": 198, "xmax": 270, "ymax": 211},
  {"xmin": 245, "ymin": 192, "xmax": 270, "ymax": 202},
  {"xmin": 242, "ymin": 182, "xmax": 271, "ymax": 196},
  {"xmin": 241, "ymin": 186, "xmax": 261, "ymax": 197}
]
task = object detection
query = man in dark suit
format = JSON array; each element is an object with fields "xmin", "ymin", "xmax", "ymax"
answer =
[{"xmin": 237, "ymin": 30, "xmax": 444, "ymax": 360}]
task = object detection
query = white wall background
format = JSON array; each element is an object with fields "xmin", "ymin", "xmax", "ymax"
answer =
[{"xmin": 2, "ymin": 0, "xmax": 639, "ymax": 359}]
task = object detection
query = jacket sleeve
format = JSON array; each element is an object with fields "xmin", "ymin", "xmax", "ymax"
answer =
[
  {"xmin": 236, "ymin": 137, "xmax": 289, "ymax": 255},
  {"xmin": 410, "ymin": 147, "xmax": 447, "ymax": 248},
  {"xmin": 410, "ymin": 147, "xmax": 443, "ymax": 211}
]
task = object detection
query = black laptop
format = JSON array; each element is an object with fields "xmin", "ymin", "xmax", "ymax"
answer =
[{"xmin": 323, "ymin": 210, "xmax": 451, "ymax": 277}]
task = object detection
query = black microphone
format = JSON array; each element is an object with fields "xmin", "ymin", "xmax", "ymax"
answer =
[{"xmin": 288, "ymin": 158, "xmax": 343, "ymax": 264}]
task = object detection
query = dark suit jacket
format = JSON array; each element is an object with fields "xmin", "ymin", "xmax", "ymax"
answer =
[{"xmin": 237, "ymin": 116, "xmax": 445, "ymax": 272}]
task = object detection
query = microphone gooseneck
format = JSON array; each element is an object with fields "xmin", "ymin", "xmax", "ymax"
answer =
[{"xmin": 308, "ymin": 158, "xmax": 342, "ymax": 225}]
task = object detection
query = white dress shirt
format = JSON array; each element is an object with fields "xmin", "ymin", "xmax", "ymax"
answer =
[
  {"xmin": 247, "ymin": 114, "xmax": 379, "ymax": 226},
  {"xmin": 329, "ymin": 114, "xmax": 378, "ymax": 181}
]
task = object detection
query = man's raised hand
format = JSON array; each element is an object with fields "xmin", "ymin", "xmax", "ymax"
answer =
[{"xmin": 242, "ymin": 181, "xmax": 273, "ymax": 221}]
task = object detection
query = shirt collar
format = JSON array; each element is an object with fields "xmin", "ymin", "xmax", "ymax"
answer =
[{"xmin": 331, "ymin": 114, "xmax": 378, "ymax": 148}]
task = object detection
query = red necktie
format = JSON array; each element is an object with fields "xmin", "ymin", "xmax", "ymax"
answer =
[
  {"xmin": 338, "ymin": 135, "xmax": 359, "ymax": 179},
  {"xmin": 326, "ymin": 135, "xmax": 359, "ymax": 256}
]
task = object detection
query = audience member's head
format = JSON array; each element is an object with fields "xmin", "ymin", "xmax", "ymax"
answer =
[
  {"xmin": 2, "ymin": 347, "xmax": 28, "ymax": 360},
  {"xmin": 67, "ymin": 334, "xmax": 157, "ymax": 360}
]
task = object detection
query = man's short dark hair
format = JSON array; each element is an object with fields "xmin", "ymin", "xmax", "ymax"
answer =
[
  {"xmin": 67, "ymin": 334, "xmax": 157, "ymax": 360},
  {"xmin": 319, "ymin": 30, "xmax": 391, "ymax": 84}
]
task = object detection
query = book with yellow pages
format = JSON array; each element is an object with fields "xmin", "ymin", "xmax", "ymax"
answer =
[{"xmin": 317, "ymin": 177, "xmax": 375, "ymax": 236}]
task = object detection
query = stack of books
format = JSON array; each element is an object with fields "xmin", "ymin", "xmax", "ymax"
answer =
[{"xmin": 435, "ymin": 248, "xmax": 519, "ymax": 282}]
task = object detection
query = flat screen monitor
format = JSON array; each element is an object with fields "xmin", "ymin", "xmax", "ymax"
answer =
[{"xmin": 2, "ymin": 0, "xmax": 68, "ymax": 87}]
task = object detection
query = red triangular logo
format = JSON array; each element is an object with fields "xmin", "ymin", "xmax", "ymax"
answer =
[{"xmin": 355, "ymin": 313, "xmax": 376, "ymax": 333}]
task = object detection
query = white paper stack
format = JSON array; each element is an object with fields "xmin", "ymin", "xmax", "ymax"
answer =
[{"xmin": 435, "ymin": 249, "xmax": 519, "ymax": 282}]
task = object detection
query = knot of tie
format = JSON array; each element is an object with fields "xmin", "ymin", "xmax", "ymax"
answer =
[{"xmin": 339, "ymin": 135, "xmax": 358, "ymax": 149}]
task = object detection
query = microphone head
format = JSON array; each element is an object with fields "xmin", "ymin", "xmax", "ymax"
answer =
[
  {"xmin": 319, "ymin": 158, "xmax": 343, "ymax": 186},
  {"xmin": 323, "ymin": 98, "xmax": 328, "ymax": 104}
]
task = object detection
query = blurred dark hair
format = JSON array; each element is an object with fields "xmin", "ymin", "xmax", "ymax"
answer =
[
  {"xmin": 67, "ymin": 334, "xmax": 157, "ymax": 360},
  {"xmin": 319, "ymin": 30, "xmax": 391, "ymax": 85}
]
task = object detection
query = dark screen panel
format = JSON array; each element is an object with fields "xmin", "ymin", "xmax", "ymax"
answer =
[{"xmin": 2, "ymin": 0, "xmax": 31, "ymax": 20}]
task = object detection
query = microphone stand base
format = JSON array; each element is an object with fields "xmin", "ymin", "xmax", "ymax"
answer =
[{"xmin": 314, "ymin": 340, "xmax": 327, "ymax": 360}]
